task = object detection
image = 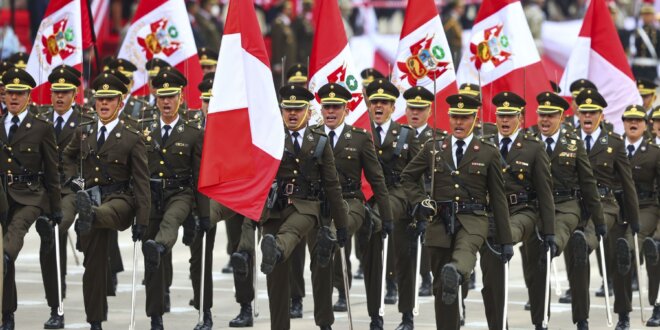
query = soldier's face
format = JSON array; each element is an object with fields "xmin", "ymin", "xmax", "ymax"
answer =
[
  {"xmin": 653, "ymin": 120, "xmax": 660, "ymax": 138},
  {"xmin": 577, "ymin": 110, "xmax": 601, "ymax": 134},
  {"xmin": 95, "ymin": 96, "xmax": 124, "ymax": 122},
  {"xmin": 51, "ymin": 90, "xmax": 76, "ymax": 114},
  {"xmin": 643, "ymin": 94, "xmax": 656, "ymax": 109},
  {"xmin": 201, "ymin": 65, "xmax": 216, "ymax": 75},
  {"xmin": 496, "ymin": 114, "xmax": 520, "ymax": 137},
  {"xmin": 405, "ymin": 106, "xmax": 431, "ymax": 129},
  {"xmin": 5, "ymin": 90, "xmax": 30, "ymax": 115},
  {"xmin": 282, "ymin": 107, "xmax": 310, "ymax": 130},
  {"xmin": 369, "ymin": 99, "xmax": 394, "ymax": 125},
  {"xmin": 449, "ymin": 114, "xmax": 475, "ymax": 139},
  {"xmin": 321, "ymin": 104, "xmax": 348, "ymax": 129},
  {"xmin": 623, "ymin": 118, "xmax": 646, "ymax": 141},
  {"xmin": 157, "ymin": 94, "xmax": 181, "ymax": 121},
  {"xmin": 538, "ymin": 112, "xmax": 562, "ymax": 136},
  {"xmin": 642, "ymin": 12, "xmax": 655, "ymax": 25}
]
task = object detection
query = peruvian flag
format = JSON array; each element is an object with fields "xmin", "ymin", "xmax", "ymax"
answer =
[
  {"xmin": 558, "ymin": 0, "xmax": 641, "ymax": 133},
  {"xmin": 198, "ymin": 0, "xmax": 284, "ymax": 220},
  {"xmin": 117, "ymin": 0, "xmax": 203, "ymax": 109},
  {"xmin": 308, "ymin": 0, "xmax": 369, "ymax": 129},
  {"xmin": 391, "ymin": 0, "xmax": 458, "ymax": 130},
  {"xmin": 456, "ymin": 0, "xmax": 551, "ymax": 126},
  {"xmin": 25, "ymin": 0, "xmax": 84, "ymax": 105}
]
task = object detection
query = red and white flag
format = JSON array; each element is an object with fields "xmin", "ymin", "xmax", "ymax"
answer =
[
  {"xmin": 308, "ymin": 0, "xmax": 369, "ymax": 129},
  {"xmin": 26, "ymin": 0, "xmax": 84, "ymax": 105},
  {"xmin": 118, "ymin": 0, "xmax": 203, "ymax": 109},
  {"xmin": 198, "ymin": 0, "xmax": 284, "ymax": 220},
  {"xmin": 559, "ymin": 0, "xmax": 640, "ymax": 133},
  {"xmin": 391, "ymin": 0, "xmax": 458, "ymax": 130},
  {"xmin": 456, "ymin": 0, "xmax": 550, "ymax": 125}
]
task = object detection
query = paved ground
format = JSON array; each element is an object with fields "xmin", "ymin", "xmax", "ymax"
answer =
[{"xmin": 9, "ymin": 225, "xmax": 654, "ymax": 329}]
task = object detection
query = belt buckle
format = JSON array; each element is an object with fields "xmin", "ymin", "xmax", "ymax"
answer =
[
  {"xmin": 285, "ymin": 183, "xmax": 295, "ymax": 195},
  {"xmin": 509, "ymin": 194, "xmax": 518, "ymax": 205}
]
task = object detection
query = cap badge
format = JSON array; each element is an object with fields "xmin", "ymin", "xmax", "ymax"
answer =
[
  {"xmin": 586, "ymin": 98, "xmax": 592, "ymax": 104},
  {"xmin": 163, "ymin": 83, "xmax": 170, "ymax": 88},
  {"xmin": 289, "ymin": 95, "xmax": 296, "ymax": 101},
  {"xmin": 12, "ymin": 78, "xmax": 19, "ymax": 84},
  {"xmin": 544, "ymin": 101, "xmax": 551, "ymax": 106},
  {"xmin": 414, "ymin": 96, "xmax": 421, "ymax": 101},
  {"xmin": 58, "ymin": 78, "xmax": 65, "ymax": 83},
  {"xmin": 378, "ymin": 88, "xmax": 384, "ymax": 94},
  {"xmin": 503, "ymin": 101, "xmax": 510, "ymax": 107},
  {"xmin": 102, "ymin": 84, "xmax": 109, "ymax": 90},
  {"xmin": 457, "ymin": 102, "xmax": 464, "ymax": 109}
]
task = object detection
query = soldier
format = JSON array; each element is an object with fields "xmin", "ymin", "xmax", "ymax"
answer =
[
  {"xmin": 564, "ymin": 79, "xmax": 597, "ymax": 129},
  {"xmin": 478, "ymin": 92, "xmax": 556, "ymax": 329},
  {"xmin": 0, "ymin": 62, "xmax": 15, "ymax": 115},
  {"xmin": 400, "ymin": 93, "xmax": 512, "ymax": 330},
  {"xmin": 523, "ymin": 91, "xmax": 604, "ymax": 329},
  {"xmin": 198, "ymin": 47, "xmax": 218, "ymax": 75},
  {"xmin": 571, "ymin": 88, "xmax": 639, "ymax": 329},
  {"xmin": 146, "ymin": 59, "xmax": 172, "ymax": 107},
  {"xmin": 360, "ymin": 68, "xmax": 384, "ymax": 108},
  {"xmin": 291, "ymin": 0, "xmax": 313, "ymax": 63},
  {"xmin": 638, "ymin": 79, "xmax": 657, "ymax": 116},
  {"xmin": 258, "ymin": 84, "xmax": 348, "ymax": 330},
  {"xmin": 286, "ymin": 64, "xmax": 308, "ymax": 88},
  {"xmin": 270, "ymin": 2, "xmax": 297, "ymax": 89},
  {"xmin": 366, "ymin": 79, "xmax": 420, "ymax": 328},
  {"xmin": 35, "ymin": 67, "xmax": 85, "ymax": 329},
  {"xmin": 107, "ymin": 58, "xmax": 146, "ymax": 119},
  {"xmin": 63, "ymin": 73, "xmax": 150, "ymax": 330},
  {"xmin": 6, "ymin": 52, "xmax": 27, "ymax": 70},
  {"xmin": 632, "ymin": 4, "xmax": 660, "ymax": 82},
  {"xmin": 0, "ymin": 68, "xmax": 61, "ymax": 329},
  {"xmin": 620, "ymin": 105, "xmax": 660, "ymax": 326},
  {"xmin": 403, "ymin": 86, "xmax": 448, "ymax": 297},
  {"xmin": 141, "ymin": 68, "xmax": 207, "ymax": 329}
]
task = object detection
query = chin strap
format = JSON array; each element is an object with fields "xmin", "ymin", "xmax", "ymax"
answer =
[{"xmin": 284, "ymin": 106, "xmax": 310, "ymax": 131}]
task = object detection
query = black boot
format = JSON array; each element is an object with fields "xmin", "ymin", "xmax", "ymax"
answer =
[
  {"xmin": 615, "ymin": 238, "xmax": 631, "ymax": 275},
  {"xmin": 333, "ymin": 290, "xmax": 347, "ymax": 312},
  {"xmin": 395, "ymin": 311, "xmax": 414, "ymax": 330},
  {"xmin": 441, "ymin": 263, "xmax": 462, "ymax": 305},
  {"xmin": 615, "ymin": 313, "xmax": 630, "ymax": 330},
  {"xmin": 1, "ymin": 313, "xmax": 13, "ymax": 330},
  {"xmin": 89, "ymin": 321, "xmax": 102, "ymax": 330},
  {"xmin": 290, "ymin": 297, "xmax": 303, "ymax": 318},
  {"xmin": 647, "ymin": 305, "xmax": 660, "ymax": 327},
  {"xmin": 559, "ymin": 289, "xmax": 572, "ymax": 303},
  {"xmin": 143, "ymin": 240, "xmax": 165, "ymax": 273},
  {"xmin": 385, "ymin": 278, "xmax": 398, "ymax": 305},
  {"xmin": 193, "ymin": 310, "xmax": 212, "ymax": 330},
  {"xmin": 43, "ymin": 307, "xmax": 64, "ymax": 329},
  {"xmin": 419, "ymin": 272, "xmax": 432, "ymax": 296},
  {"xmin": 319, "ymin": 326, "xmax": 332, "ymax": 330},
  {"xmin": 534, "ymin": 324, "xmax": 547, "ymax": 330},
  {"xmin": 354, "ymin": 264, "xmax": 364, "ymax": 279},
  {"xmin": 231, "ymin": 251, "xmax": 250, "ymax": 280},
  {"xmin": 150, "ymin": 315, "xmax": 164, "ymax": 330},
  {"xmin": 576, "ymin": 320, "xmax": 588, "ymax": 330},
  {"xmin": 369, "ymin": 315, "xmax": 384, "ymax": 330},
  {"xmin": 229, "ymin": 303, "xmax": 253, "ymax": 327},
  {"xmin": 75, "ymin": 191, "xmax": 94, "ymax": 235},
  {"xmin": 222, "ymin": 261, "xmax": 234, "ymax": 274},
  {"xmin": 260, "ymin": 234, "xmax": 281, "ymax": 275}
]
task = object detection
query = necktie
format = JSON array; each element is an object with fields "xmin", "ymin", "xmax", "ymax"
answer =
[
  {"xmin": 375, "ymin": 126, "xmax": 383, "ymax": 146},
  {"xmin": 7, "ymin": 115, "xmax": 19, "ymax": 142},
  {"xmin": 98, "ymin": 126, "xmax": 107, "ymax": 149},
  {"xmin": 329, "ymin": 130, "xmax": 336, "ymax": 148},
  {"xmin": 456, "ymin": 140, "xmax": 465, "ymax": 166},
  {"xmin": 500, "ymin": 137, "xmax": 511, "ymax": 159},
  {"xmin": 162, "ymin": 125, "xmax": 171, "ymax": 145},
  {"xmin": 585, "ymin": 135, "xmax": 592, "ymax": 153},
  {"xmin": 545, "ymin": 137, "xmax": 554, "ymax": 157},
  {"xmin": 54, "ymin": 116, "xmax": 64, "ymax": 137},
  {"xmin": 627, "ymin": 144, "xmax": 635, "ymax": 160},
  {"xmin": 292, "ymin": 131, "xmax": 301, "ymax": 155}
]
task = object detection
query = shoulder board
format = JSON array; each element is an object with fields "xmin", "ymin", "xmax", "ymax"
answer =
[
  {"xmin": 350, "ymin": 126, "xmax": 369, "ymax": 135},
  {"xmin": 123, "ymin": 126, "xmax": 140, "ymax": 135},
  {"xmin": 649, "ymin": 142, "xmax": 660, "ymax": 150},
  {"xmin": 479, "ymin": 137, "xmax": 498, "ymax": 148},
  {"xmin": 185, "ymin": 121, "xmax": 201, "ymax": 130},
  {"xmin": 607, "ymin": 131, "xmax": 623, "ymax": 140},
  {"xmin": 399, "ymin": 124, "xmax": 413, "ymax": 131},
  {"xmin": 524, "ymin": 134, "xmax": 542, "ymax": 143},
  {"xmin": 311, "ymin": 127, "xmax": 327, "ymax": 136},
  {"xmin": 480, "ymin": 133, "xmax": 497, "ymax": 140},
  {"xmin": 30, "ymin": 114, "xmax": 50, "ymax": 124}
]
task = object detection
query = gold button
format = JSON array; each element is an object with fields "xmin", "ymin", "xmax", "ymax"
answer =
[
  {"xmin": 94, "ymin": 178, "xmax": 99, "ymax": 182},
  {"xmin": 604, "ymin": 163, "xmax": 607, "ymax": 166},
  {"xmin": 295, "ymin": 158, "xmax": 300, "ymax": 163},
  {"xmin": 27, "ymin": 148, "xmax": 31, "ymax": 152},
  {"xmin": 114, "ymin": 160, "xmax": 118, "ymax": 163},
  {"xmin": 7, "ymin": 159, "xmax": 10, "ymax": 163},
  {"xmin": 7, "ymin": 147, "xmax": 11, "ymax": 151},
  {"xmin": 292, "ymin": 179, "xmax": 296, "ymax": 183},
  {"xmin": 162, "ymin": 149, "xmax": 167, "ymax": 153},
  {"xmin": 347, "ymin": 156, "xmax": 351, "ymax": 159},
  {"xmin": 454, "ymin": 184, "xmax": 459, "ymax": 188},
  {"xmin": 95, "ymin": 167, "xmax": 99, "ymax": 171},
  {"xmin": 378, "ymin": 150, "xmax": 383, "ymax": 155},
  {"xmin": 455, "ymin": 196, "xmax": 460, "ymax": 201},
  {"xmin": 293, "ymin": 170, "xmax": 298, "ymax": 174},
  {"xmin": 160, "ymin": 161, "xmax": 164, "ymax": 165},
  {"xmin": 159, "ymin": 172, "xmax": 164, "ymax": 177},
  {"xmin": 477, "ymin": 171, "xmax": 480, "ymax": 174},
  {"xmin": 179, "ymin": 152, "xmax": 183, "ymax": 155},
  {"xmin": 455, "ymin": 171, "xmax": 460, "ymax": 175},
  {"xmin": 503, "ymin": 168, "xmax": 507, "ymax": 173}
]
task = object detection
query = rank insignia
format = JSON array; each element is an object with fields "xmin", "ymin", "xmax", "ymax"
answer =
[
  {"xmin": 641, "ymin": 146, "xmax": 647, "ymax": 152},
  {"xmin": 345, "ymin": 132, "xmax": 351, "ymax": 139},
  {"xmin": 307, "ymin": 134, "xmax": 314, "ymax": 142},
  {"xmin": 177, "ymin": 125, "xmax": 184, "ymax": 132},
  {"xmin": 516, "ymin": 142, "xmax": 522, "ymax": 148},
  {"xmin": 518, "ymin": 173, "xmax": 524, "ymax": 180},
  {"xmin": 392, "ymin": 129, "xmax": 398, "ymax": 135},
  {"xmin": 607, "ymin": 147, "xmax": 612, "ymax": 153},
  {"xmin": 26, "ymin": 123, "xmax": 31, "ymax": 129},
  {"xmin": 567, "ymin": 144, "xmax": 577, "ymax": 151},
  {"xmin": 69, "ymin": 122, "xmax": 75, "ymax": 128},
  {"xmin": 474, "ymin": 145, "xmax": 480, "ymax": 151}
]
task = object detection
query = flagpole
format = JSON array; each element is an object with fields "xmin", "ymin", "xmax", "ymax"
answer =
[{"xmin": 84, "ymin": 0, "xmax": 102, "ymax": 76}]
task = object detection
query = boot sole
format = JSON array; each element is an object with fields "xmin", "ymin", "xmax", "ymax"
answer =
[
  {"xmin": 260, "ymin": 235, "xmax": 278, "ymax": 275},
  {"xmin": 441, "ymin": 264, "xmax": 460, "ymax": 305},
  {"xmin": 75, "ymin": 191, "xmax": 93, "ymax": 235},
  {"xmin": 333, "ymin": 300, "xmax": 348, "ymax": 312},
  {"xmin": 644, "ymin": 238, "xmax": 659, "ymax": 266},
  {"xmin": 571, "ymin": 231, "xmax": 588, "ymax": 268},
  {"xmin": 228, "ymin": 318, "xmax": 253, "ymax": 327},
  {"xmin": 142, "ymin": 240, "xmax": 161, "ymax": 273},
  {"xmin": 616, "ymin": 238, "xmax": 631, "ymax": 275},
  {"xmin": 230, "ymin": 252, "xmax": 249, "ymax": 280}
]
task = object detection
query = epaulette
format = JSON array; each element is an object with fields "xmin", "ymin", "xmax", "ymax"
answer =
[
  {"xmin": 649, "ymin": 142, "xmax": 660, "ymax": 150},
  {"xmin": 400, "ymin": 124, "xmax": 413, "ymax": 131},
  {"xmin": 607, "ymin": 131, "xmax": 623, "ymax": 140},
  {"xmin": 523, "ymin": 133, "xmax": 543, "ymax": 143},
  {"xmin": 30, "ymin": 113, "xmax": 51, "ymax": 124},
  {"xmin": 479, "ymin": 137, "xmax": 498, "ymax": 148},
  {"xmin": 185, "ymin": 120, "xmax": 202, "ymax": 130},
  {"xmin": 311, "ymin": 127, "xmax": 328, "ymax": 136},
  {"xmin": 351, "ymin": 126, "xmax": 368, "ymax": 134},
  {"xmin": 124, "ymin": 125, "xmax": 140, "ymax": 135},
  {"xmin": 312, "ymin": 123, "xmax": 324, "ymax": 130}
]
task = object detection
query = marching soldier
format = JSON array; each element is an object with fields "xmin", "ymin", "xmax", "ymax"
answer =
[
  {"xmin": 107, "ymin": 58, "xmax": 147, "ymax": 119},
  {"xmin": 403, "ymin": 86, "xmax": 448, "ymax": 297},
  {"xmin": 286, "ymin": 64, "xmax": 308, "ymax": 88},
  {"xmin": 0, "ymin": 68, "xmax": 61, "ymax": 330},
  {"xmin": 312, "ymin": 83, "xmax": 393, "ymax": 328},
  {"xmin": 632, "ymin": 4, "xmax": 660, "ymax": 82},
  {"xmin": 366, "ymin": 79, "xmax": 420, "ymax": 328},
  {"xmin": 653, "ymin": 107, "xmax": 660, "ymax": 145},
  {"xmin": 198, "ymin": 47, "xmax": 218, "ymax": 75},
  {"xmin": 479, "ymin": 91, "xmax": 555, "ymax": 329},
  {"xmin": 571, "ymin": 88, "xmax": 639, "ymax": 329},
  {"xmin": 637, "ymin": 79, "xmax": 657, "ymax": 139},
  {"xmin": 400, "ymin": 93, "xmax": 512, "ymax": 330},
  {"xmin": 620, "ymin": 105, "xmax": 660, "ymax": 326},
  {"xmin": 146, "ymin": 59, "xmax": 172, "ymax": 107},
  {"xmin": 6, "ymin": 53, "xmax": 27, "ymax": 70},
  {"xmin": 523, "ymin": 91, "xmax": 604, "ymax": 329},
  {"xmin": 360, "ymin": 68, "xmax": 384, "ymax": 107},
  {"xmin": 141, "ymin": 68, "xmax": 207, "ymax": 329},
  {"xmin": 63, "ymin": 73, "xmax": 150, "ymax": 330},
  {"xmin": 258, "ymin": 84, "xmax": 348, "ymax": 330},
  {"xmin": 270, "ymin": 1, "xmax": 297, "ymax": 89},
  {"xmin": 36, "ymin": 67, "xmax": 85, "ymax": 329}
]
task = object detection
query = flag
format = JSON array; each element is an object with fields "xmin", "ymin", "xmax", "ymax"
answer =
[
  {"xmin": 558, "ymin": 0, "xmax": 641, "ymax": 133},
  {"xmin": 456, "ymin": 0, "xmax": 550, "ymax": 126},
  {"xmin": 308, "ymin": 0, "xmax": 369, "ymax": 129},
  {"xmin": 391, "ymin": 0, "xmax": 458, "ymax": 129},
  {"xmin": 117, "ymin": 0, "xmax": 203, "ymax": 109},
  {"xmin": 25, "ymin": 0, "xmax": 84, "ymax": 105},
  {"xmin": 79, "ymin": 0, "xmax": 95, "ymax": 49},
  {"xmin": 90, "ymin": 0, "xmax": 110, "ymax": 39},
  {"xmin": 198, "ymin": 0, "xmax": 284, "ymax": 220}
]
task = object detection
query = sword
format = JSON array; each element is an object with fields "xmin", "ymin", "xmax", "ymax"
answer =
[
  {"xmin": 599, "ymin": 236, "xmax": 613, "ymax": 327},
  {"xmin": 379, "ymin": 234, "xmax": 389, "ymax": 316},
  {"xmin": 340, "ymin": 246, "xmax": 353, "ymax": 329},
  {"xmin": 253, "ymin": 227, "xmax": 260, "ymax": 318},
  {"xmin": 542, "ymin": 250, "xmax": 551, "ymax": 328},
  {"xmin": 412, "ymin": 235, "xmax": 422, "ymax": 316},
  {"xmin": 54, "ymin": 223, "xmax": 64, "ymax": 316},
  {"xmin": 197, "ymin": 232, "xmax": 207, "ymax": 326},
  {"xmin": 552, "ymin": 259, "xmax": 562, "ymax": 296},
  {"xmin": 634, "ymin": 233, "xmax": 646, "ymax": 322},
  {"xmin": 502, "ymin": 261, "xmax": 509, "ymax": 330},
  {"xmin": 129, "ymin": 219, "xmax": 139, "ymax": 330}
]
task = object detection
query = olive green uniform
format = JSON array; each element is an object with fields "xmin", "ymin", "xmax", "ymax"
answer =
[
  {"xmin": 63, "ymin": 120, "xmax": 150, "ymax": 323},
  {"xmin": 0, "ymin": 112, "xmax": 61, "ymax": 315}
]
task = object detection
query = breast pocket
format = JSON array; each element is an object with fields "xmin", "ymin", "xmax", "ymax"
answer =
[
  {"xmin": 107, "ymin": 151, "xmax": 127, "ymax": 166},
  {"xmin": 468, "ymin": 164, "xmax": 486, "ymax": 176},
  {"xmin": 559, "ymin": 156, "xmax": 576, "ymax": 168}
]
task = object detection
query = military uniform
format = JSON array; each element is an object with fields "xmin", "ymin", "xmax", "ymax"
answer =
[
  {"xmin": 637, "ymin": 79, "xmax": 657, "ymax": 140},
  {"xmin": 479, "ymin": 92, "xmax": 556, "ymax": 329},
  {"xmin": 270, "ymin": 12, "xmax": 297, "ymax": 88},
  {"xmin": 366, "ymin": 80, "xmax": 420, "ymax": 327},
  {"xmin": 63, "ymin": 74, "xmax": 150, "ymax": 329},
  {"xmin": 523, "ymin": 92, "xmax": 604, "ymax": 327},
  {"xmin": 0, "ymin": 68, "xmax": 61, "ymax": 329},
  {"xmin": 632, "ymin": 5, "xmax": 660, "ymax": 82},
  {"xmin": 259, "ymin": 85, "xmax": 348, "ymax": 330},
  {"xmin": 401, "ymin": 93, "xmax": 512, "ymax": 330}
]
